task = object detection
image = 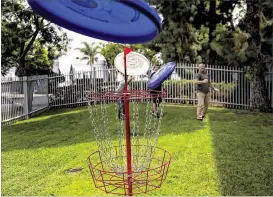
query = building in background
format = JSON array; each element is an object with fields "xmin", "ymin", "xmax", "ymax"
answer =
[{"xmin": 52, "ymin": 60, "xmax": 60, "ymax": 74}]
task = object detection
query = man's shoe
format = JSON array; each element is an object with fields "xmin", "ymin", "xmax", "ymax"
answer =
[
  {"xmin": 197, "ymin": 116, "xmax": 203, "ymax": 121},
  {"xmin": 152, "ymin": 111, "xmax": 159, "ymax": 118},
  {"xmin": 118, "ymin": 114, "xmax": 125, "ymax": 120}
]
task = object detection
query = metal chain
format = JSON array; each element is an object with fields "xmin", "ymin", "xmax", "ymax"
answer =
[
  {"xmin": 88, "ymin": 101, "xmax": 107, "ymax": 164},
  {"xmin": 148, "ymin": 99, "xmax": 165, "ymax": 164},
  {"xmin": 98, "ymin": 102, "xmax": 110, "ymax": 168},
  {"xmin": 87, "ymin": 91, "xmax": 165, "ymax": 174},
  {"xmin": 135, "ymin": 100, "xmax": 141, "ymax": 171},
  {"xmin": 101, "ymin": 100, "xmax": 116, "ymax": 170},
  {"xmin": 115, "ymin": 101, "xmax": 122, "ymax": 172},
  {"xmin": 131, "ymin": 99, "xmax": 137, "ymax": 170},
  {"xmin": 116, "ymin": 100, "xmax": 126, "ymax": 172},
  {"xmin": 139, "ymin": 98, "xmax": 154, "ymax": 170},
  {"xmin": 153, "ymin": 103, "xmax": 164, "ymax": 152},
  {"xmin": 88, "ymin": 100, "xmax": 100, "ymax": 148},
  {"xmin": 88, "ymin": 100, "xmax": 117, "ymax": 171},
  {"xmin": 147, "ymin": 97, "xmax": 159, "ymax": 167},
  {"xmin": 150, "ymin": 97, "xmax": 160, "ymax": 145},
  {"xmin": 131, "ymin": 99, "xmax": 141, "ymax": 171},
  {"xmin": 138, "ymin": 99, "xmax": 149, "ymax": 170}
]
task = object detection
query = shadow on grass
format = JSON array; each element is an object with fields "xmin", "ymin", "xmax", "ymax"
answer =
[
  {"xmin": 2, "ymin": 105, "xmax": 203, "ymax": 152},
  {"xmin": 208, "ymin": 109, "xmax": 273, "ymax": 195},
  {"xmin": 2, "ymin": 107, "xmax": 95, "ymax": 152}
]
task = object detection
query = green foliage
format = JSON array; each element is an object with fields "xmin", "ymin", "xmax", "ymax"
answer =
[
  {"xmin": 130, "ymin": 79, "xmax": 237, "ymax": 102},
  {"xmin": 100, "ymin": 43, "xmax": 124, "ymax": 66},
  {"xmin": 1, "ymin": 0, "xmax": 70, "ymax": 76},
  {"xmin": 203, "ymin": 1, "xmax": 273, "ymax": 68},
  {"xmin": 148, "ymin": 0, "xmax": 239, "ymax": 64},
  {"xmin": 24, "ymin": 41, "xmax": 52, "ymax": 75},
  {"xmin": 131, "ymin": 44, "xmax": 158, "ymax": 64},
  {"xmin": 75, "ymin": 42, "xmax": 100, "ymax": 66},
  {"xmin": 148, "ymin": 0, "xmax": 272, "ymax": 110},
  {"xmin": 210, "ymin": 21, "xmax": 272, "ymax": 67},
  {"xmin": 163, "ymin": 80, "xmax": 237, "ymax": 101}
]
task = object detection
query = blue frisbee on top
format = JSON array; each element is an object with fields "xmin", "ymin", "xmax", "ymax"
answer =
[
  {"xmin": 27, "ymin": 0, "xmax": 162, "ymax": 44},
  {"xmin": 148, "ymin": 62, "xmax": 176, "ymax": 89}
]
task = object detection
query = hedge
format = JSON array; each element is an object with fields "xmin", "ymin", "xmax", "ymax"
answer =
[{"xmin": 130, "ymin": 80, "xmax": 237, "ymax": 102}]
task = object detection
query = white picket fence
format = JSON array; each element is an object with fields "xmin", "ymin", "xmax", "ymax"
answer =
[{"xmin": 1, "ymin": 64, "xmax": 273, "ymax": 125}]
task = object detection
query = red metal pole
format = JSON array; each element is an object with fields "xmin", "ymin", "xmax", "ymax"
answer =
[{"xmin": 123, "ymin": 49, "xmax": 133, "ymax": 196}]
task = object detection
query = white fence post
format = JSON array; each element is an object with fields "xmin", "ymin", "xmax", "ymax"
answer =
[
  {"xmin": 46, "ymin": 76, "xmax": 49, "ymax": 109},
  {"xmin": 23, "ymin": 76, "xmax": 29, "ymax": 119}
]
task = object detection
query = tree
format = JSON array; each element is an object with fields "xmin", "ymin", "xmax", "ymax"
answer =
[
  {"xmin": 100, "ymin": 43, "xmax": 124, "ymax": 66},
  {"xmin": 235, "ymin": 0, "xmax": 272, "ymax": 111},
  {"xmin": 131, "ymin": 44, "xmax": 158, "ymax": 64},
  {"xmin": 146, "ymin": 0, "xmax": 238, "ymax": 64},
  {"xmin": 75, "ymin": 42, "xmax": 100, "ymax": 66},
  {"xmin": 148, "ymin": 0, "xmax": 272, "ymax": 111},
  {"xmin": 210, "ymin": 1, "xmax": 272, "ymax": 111},
  {"xmin": 1, "ymin": 0, "xmax": 70, "ymax": 113},
  {"xmin": 146, "ymin": 0, "xmax": 207, "ymax": 63},
  {"xmin": 1, "ymin": 0, "xmax": 70, "ymax": 76}
]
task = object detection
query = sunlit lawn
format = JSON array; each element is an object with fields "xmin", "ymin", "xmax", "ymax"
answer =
[{"xmin": 2, "ymin": 105, "xmax": 273, "ymax": 196}]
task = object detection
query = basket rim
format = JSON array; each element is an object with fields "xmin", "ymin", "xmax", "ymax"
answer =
[{"xmin": 87, "ymin": 145, "xmax": 172, "ymax": 174}]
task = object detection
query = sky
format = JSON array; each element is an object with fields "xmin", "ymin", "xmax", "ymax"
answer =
[{"xmin": 58, "ymin": 29, "xmax": 108, "ymax": 73}]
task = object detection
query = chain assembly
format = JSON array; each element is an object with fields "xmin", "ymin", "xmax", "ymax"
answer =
[{"xmin": 87, "ymin": 90, "xmax": 165, "ymax": 173}]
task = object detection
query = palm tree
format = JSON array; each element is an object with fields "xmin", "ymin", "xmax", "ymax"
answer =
[{"xmin": 75, "ymin": 42, "xmax": 100, "ymax": 66}]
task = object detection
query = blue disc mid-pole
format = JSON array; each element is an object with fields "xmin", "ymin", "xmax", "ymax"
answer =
[
  {"xmin": 148, "ymin": 62, "xmax": 177, "ymax": 89},
  {"xmin": 27, "ymin": 0, "xmax": 162, "ymax": 44}
]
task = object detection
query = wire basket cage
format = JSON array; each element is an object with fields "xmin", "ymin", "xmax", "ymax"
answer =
[
  {"xmin": 87, "ymin": 145, "xmax": 171, "ymax": 195},
  {"xmin": 86, "ymin": 90, "xmax": 171, "ymax": 195}
]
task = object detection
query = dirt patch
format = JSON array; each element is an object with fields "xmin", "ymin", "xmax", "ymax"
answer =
[{"xmin": 65, "ymin": 167, "xmax": 84, "ymax": 174}]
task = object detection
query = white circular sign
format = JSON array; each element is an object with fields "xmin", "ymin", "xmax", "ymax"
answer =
[{"xmin": 114, "ymin": 52, "xmax": 150, "ymax": 76}]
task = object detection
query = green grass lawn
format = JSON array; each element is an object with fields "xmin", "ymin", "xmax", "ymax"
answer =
[{"xmin": 2, "ymin": 105, "xmax": 273, "ymax": 196}]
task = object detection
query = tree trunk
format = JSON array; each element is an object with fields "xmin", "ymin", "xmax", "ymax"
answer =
[
  {"xmin": 16, "ymin": 20, "xmax": 41, "ymax": 111},
  {"xmin": 246, "ymin": 0, "xmax": 271, "ymax": 112},
  {"xmin": 16, "ymin": 43, "xmax": 27, "ymax": 76},
  {"xmin": 249, "ymin": 64, "xmax": 270, "ymax": 112},
  {"xmin": 27, "ymin": 80, "xmax": 37, "ymax": 113},
  {"xmin": 208, "ymin": 0, "xmax": 217, "ymax": 64},
  {"xmin": 16, "ymin": 20, "xmax": 40, "ymax": 77}
]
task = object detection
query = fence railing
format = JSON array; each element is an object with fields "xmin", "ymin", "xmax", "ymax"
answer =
[
  {"xmin": 1, "ymin": 64, "xmax": 273, "ymax": 125},
  {"xmin": 1, "ymin": 75, "xmax": 49, "ymax": 125}
]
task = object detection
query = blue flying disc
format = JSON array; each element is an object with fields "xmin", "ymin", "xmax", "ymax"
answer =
[
  {"xmin": 27, "ymin": 0, "xmax": 162, "ymax": 44},
  {"xmin": 148, "ymin": 62, "xmax": 176, "ymax": 89}
]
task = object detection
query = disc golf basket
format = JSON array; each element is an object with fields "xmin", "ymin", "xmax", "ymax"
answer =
[
  {"xmin": 86, "ymin": 90, "xmax": 171, "ymax": 196},
  {"xmin": 26, "ymin": 0, "xmax": 170, "ymax": 195}
]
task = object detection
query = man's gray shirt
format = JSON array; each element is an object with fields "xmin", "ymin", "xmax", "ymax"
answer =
[{"xmin": 195, "ymin": 72, "xmax": 210, "ymax": 94}]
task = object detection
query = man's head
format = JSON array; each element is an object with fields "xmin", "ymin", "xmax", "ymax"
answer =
[
  {"xmin": 198, "ymin": 63, "xmax": 206, "ymax": 73},
  {"xmin": 153, "ymin": 63, "xmax": 160, "ymax": 72},
  {"xmin": 128, "ymin": 76, "xmax": 134, "ymax": 81}
]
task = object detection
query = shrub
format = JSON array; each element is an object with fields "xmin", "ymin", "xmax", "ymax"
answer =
[{"xmin": 131, "ymin": 80, "xmax": 237, "ymax": 103}]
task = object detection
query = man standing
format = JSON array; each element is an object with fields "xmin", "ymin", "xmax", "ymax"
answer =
[
  {"xmin": 194, "ymin": 63, "xmax": 219, "ymax": 121},
  {"xmin": 149, "ymin": 64, "xmax": 162, "ymax": 118},
  {"xmin": 116, "ymin": 74, "xmax": 134, "ymax": 120}
]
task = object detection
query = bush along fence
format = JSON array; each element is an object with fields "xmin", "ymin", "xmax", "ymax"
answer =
[{"xmin": 1, "ymin": 64, "xmax": 273, "ymax": 125}]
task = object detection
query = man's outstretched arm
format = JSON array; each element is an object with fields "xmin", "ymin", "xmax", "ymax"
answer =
[
  {"xmin": 194, "ymin": 73, "xmax": 208, "ymax": 84},
  {"xmin": 209, "ymin": 82, "xmax": 219, "ymax": 91}
]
